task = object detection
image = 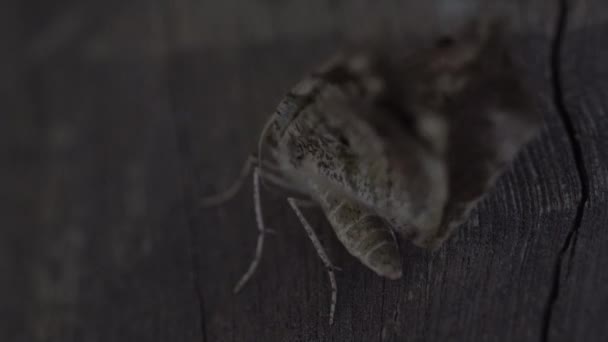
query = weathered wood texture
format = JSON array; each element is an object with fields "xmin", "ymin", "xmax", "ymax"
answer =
[
  {"xmin": 4, "ymin": 1, "xmax": 203, "ymax": 341},
  {"xmin": 2, "ymin": 0, "xmax": 607, "ymax": 341},
  {"xmin": 545, "ymin": 1, "xmax": 608, "ymax": 340}
]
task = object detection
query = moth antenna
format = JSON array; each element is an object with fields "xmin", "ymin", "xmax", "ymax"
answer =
[
  {"xmin": 233, "ymin": 167, "xmax": 268, "ymax": 293},
  {"xmin": 199, "ymin": 155, "xmax": 294, "ymax": 208},
  {"xmin": 199, "ymin": 156, "xmax": 255, "ymax": 208},
  {"xmin": 257, "ymin": 114, "xmax": 277, "ymax": 190}
]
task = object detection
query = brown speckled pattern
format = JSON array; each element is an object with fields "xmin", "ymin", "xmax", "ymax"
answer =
[{"xmin": 261, "ymin": 24, "xmax": 539, "ymax": 277}]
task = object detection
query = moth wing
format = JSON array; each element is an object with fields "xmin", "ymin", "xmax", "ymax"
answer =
[
  {"xmin": 384, "ymin": 21, "xmax": 543, "ymax": 248},
  {"xmin": 273, "ymin": 83, "xmax": 448, "ymax": 242}
]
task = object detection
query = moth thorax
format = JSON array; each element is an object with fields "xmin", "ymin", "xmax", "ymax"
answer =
[{"xmin": 273, "ymin": 77, "xmax": 323, "ymax": 136}]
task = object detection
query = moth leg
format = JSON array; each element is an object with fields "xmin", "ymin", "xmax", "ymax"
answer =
[
  {"xmin": 200, "ymin": 155, "xmax": 296, "ymax": 208},
  {"xmin": 287, "ymin": 197, "xmax": 338, "ymax": 325},
  {"xmin": 233, "ymin": 167, "xmax": 271, "ymax": 293},
  {"xmin": 293, "ymin": 199, "xmax": 319, "ymax": 208}
]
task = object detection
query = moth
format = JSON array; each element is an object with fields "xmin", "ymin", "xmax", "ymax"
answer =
[{"xmin": 202, "ymin": 22, "xmax": 541, "ymax": 325}]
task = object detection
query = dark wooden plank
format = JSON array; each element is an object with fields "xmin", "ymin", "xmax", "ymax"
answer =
[
  {"xmin": 545, "ymin": 0, "xmax": 608, "ymax": 340},
  {"xmin": 8, "ymin": 0, "xmax": 606, "ymax": 341},
  {"xmin": 174, "ymin": 1, "xmax": 587, "ymax": 341},
  {"xmin": 3, "ymin": 1, "xmax": 204, "ymax": 341},
  {"xmin": 1, "ymin": 3, "xmax": 36, "ymax": 341}
]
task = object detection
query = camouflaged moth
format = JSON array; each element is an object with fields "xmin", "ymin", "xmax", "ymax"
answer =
[{"xmin": 202, "ymin": 21, "xmax": 541, "ymax": 325}]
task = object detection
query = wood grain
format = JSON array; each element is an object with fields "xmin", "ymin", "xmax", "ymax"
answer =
[
  {"xmin": 543, "ymin": 0, "xmax": 608, "ymax": 340},
  {"xmin": 189, "ymin": 35, "xmax": 583, "ymax": 342},
  {"xmin": 4, "ymin": 0, "xmax": 608, "ymax": 341},
  {"xmin": 3, "ymin": 1, "xmax": 203, "ymax": 341},
  {"xmin": 178, "ymin": 1, "xmax": 579, "ymax": 341}
]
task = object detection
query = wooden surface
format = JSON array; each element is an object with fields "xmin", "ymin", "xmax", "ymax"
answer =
[{"xmin": 4, "ymin": 1, "xmax": 608, "ymax": 341}]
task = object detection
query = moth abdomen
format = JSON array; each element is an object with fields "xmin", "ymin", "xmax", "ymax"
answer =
[{"xmin": 318, "ymin": 190, "xmax": 402, "ymax": 280}]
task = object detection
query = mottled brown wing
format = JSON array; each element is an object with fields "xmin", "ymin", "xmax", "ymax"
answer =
[
  {"xmin": 269, "ymin": 74, "xmax": 448, "ymax": 245},
  {"xmin": 269, "ymin": 20, "xmax": 540, "ymax": 250},
  {"xmin": 366, "ymin": 21, "xmax": 542, "ymax": 248}
]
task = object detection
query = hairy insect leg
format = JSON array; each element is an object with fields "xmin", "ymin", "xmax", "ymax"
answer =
[
  {"xmin": 287, "ymin": 197, "xmax": 339, "ymax": 325},
  {"xmin": 292, "ymin": 199, "xmax": 318, "ymax": 207},
  {"xmin": 200, "ymin": 156, "xmax": 294, "ymax": 208},
  {"xmin": 233, "ymin": 167, "xmax": 273, "ymax": 293}
]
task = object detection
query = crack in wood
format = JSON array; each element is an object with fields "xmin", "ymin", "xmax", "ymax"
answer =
[
  {"xmin": 185, "ymin": 205, "xmax": 210, "ymax": 342},
  {"xmin": 541, "ymin": 0, "xmax": 590, "ymax": 341},
  {"xmin": 160, "ymin": 3, "xmax": 209, "ymax": 339},
  {"xmin": 169, "ymin": 109, "xmax": 210, "ymax": 342},
  {"xmin": 378, "ymin": 279, "xmax": 386, "ymax": 341}
]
